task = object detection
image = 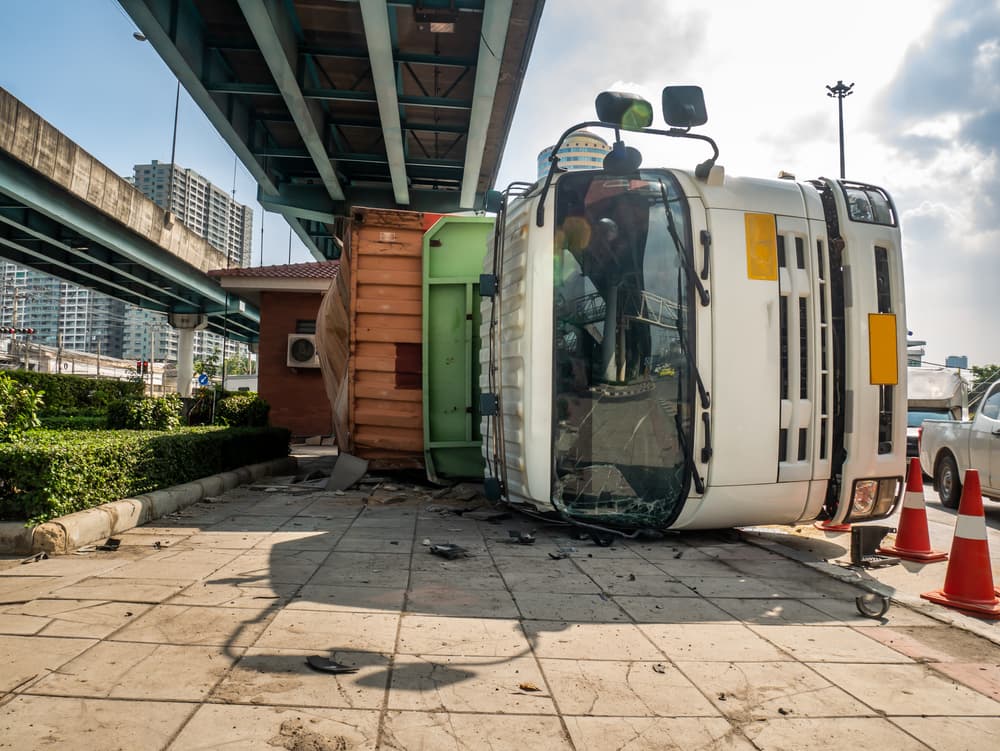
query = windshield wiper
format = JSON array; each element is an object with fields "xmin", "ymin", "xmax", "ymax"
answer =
[
  {"xmin": 674, "ymin": 411, "xmax": 704, "ymax": 494},
  {"xmin": 673, "ymin": 315, "xmax": 710, "ymax": 410},
  {"xmin": 658, "ymin": 181, "xmax": 709, "ymax": 306}
]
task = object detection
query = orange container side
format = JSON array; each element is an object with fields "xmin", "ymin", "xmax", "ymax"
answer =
[{"xmin": 347, "ymin": 207, "xmax": 429, "ymax": 465}]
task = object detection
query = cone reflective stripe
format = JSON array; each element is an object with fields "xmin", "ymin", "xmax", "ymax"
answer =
[
  {"xmin": 878, "ymin": 457, "xmax": 947, "ymax": 562},
  {"xmin": 921, "ymin": 469, "xmax": 1000, "ymax": 619}
]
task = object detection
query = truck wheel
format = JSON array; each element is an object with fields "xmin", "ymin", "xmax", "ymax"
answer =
[{"xmin": 936, "ymin": 454, "xmax": 962, "ymax": 510}]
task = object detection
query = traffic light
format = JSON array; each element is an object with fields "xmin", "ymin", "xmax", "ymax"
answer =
[
  {"xmin": 135, "ymin": 361, "xmax": 150, "ymax": 374},
  {"xmin": 3, "ymin": 328, "xmax": 34, "ymax": 334}
]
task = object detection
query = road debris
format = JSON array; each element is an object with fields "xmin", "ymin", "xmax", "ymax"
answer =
[
  {"xmin": 96, "ymin": 538, "xmax": 121, "ymax": 552},
  {"xmin": 508, "ymin": 530, "xmax": 536, "ymax": 545},
  {"xmin": 652, "ymin": 664, "xmax": 667, "ymax": 674},
  {"xmin": 429, "ymin": 543, "xmax": 469, "ymax": 560},
  {"xmin": 305, "ymin": 655, "xmax": 359, "ymax": 674},
  {"xmin": 518, "ymin": 682, "xmax": 541, "ymax": 692},
  {"xmin": 548, "ymin": 546, "xmax": 576, "ymax": 560},
  {"xmin": 20, "ymin": 552, "xmax": 48, "ymax": 565}
]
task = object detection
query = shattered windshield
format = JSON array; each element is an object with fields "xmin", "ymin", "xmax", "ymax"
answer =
[{"xmin": 551, "ymin": 171, "xmax": 695, "ymax": 529}]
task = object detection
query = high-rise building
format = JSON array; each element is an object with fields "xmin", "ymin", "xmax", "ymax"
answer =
[
  {"xmin": 133, "ymin": 160, "xmax": 253, "ymax": 268},
  {"xmin": 536, "ymin": 130, "xmax": 611, "ymax": 181},
  {"xmin": 0, "ymin": 263, "xmax": 125, "ymax": 359}
]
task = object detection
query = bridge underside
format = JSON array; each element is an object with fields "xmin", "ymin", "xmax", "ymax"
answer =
[
  {"xmin": 0, "ymin": 151, "xmax": 259, "ymax": 342},
  {"xmin": 122, "ymin": 0, "xmax": 545, "ymax": 260}
]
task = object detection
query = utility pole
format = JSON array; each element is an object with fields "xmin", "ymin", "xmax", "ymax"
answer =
[{"xmin": 826, "ymin": 80, "xmax": 854, "ymax": 179}]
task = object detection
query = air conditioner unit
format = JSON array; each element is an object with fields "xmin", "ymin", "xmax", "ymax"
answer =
[{"xmin": 287, "ymin": 333, "xmax": 321, "ymax": 368}]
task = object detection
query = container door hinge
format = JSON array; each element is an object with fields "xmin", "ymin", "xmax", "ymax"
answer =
[
  {"xmin": 479, "ymin": 274, "xmax": 498, "ymax": 298},
  {"xmin": 480, "ymin": 392, "xmax": 499, "ymax": 416}
]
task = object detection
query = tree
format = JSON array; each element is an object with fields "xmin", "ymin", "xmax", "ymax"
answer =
[
  {"xmin": 970, "ymin": 364, "xmax": 1000, "ymax": 409},
  {"xmin": 225, "ymin": 355, "xmax": 251, "ymax": 376},
  {"xmin": 193, "ymin": 350, "xmax": 221, "ymax": 379}
]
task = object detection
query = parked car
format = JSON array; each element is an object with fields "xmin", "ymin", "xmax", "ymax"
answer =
[
  {"xmin": 919, "ymin": 379, "xmax": 1000, "ymax": 508},
  {"xmin": 906, "ymin": 366, "xmax": 968, "ymax": 460}
]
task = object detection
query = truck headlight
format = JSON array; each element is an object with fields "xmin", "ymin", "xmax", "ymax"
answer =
[{"xmin": 847, "ymin": 477, "xmax": 902, "ymax": 521}]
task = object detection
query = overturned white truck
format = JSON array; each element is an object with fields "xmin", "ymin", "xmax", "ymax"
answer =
[{"xmin": 479, "ymin": 87, "xmax": 908, "ymax": 534}]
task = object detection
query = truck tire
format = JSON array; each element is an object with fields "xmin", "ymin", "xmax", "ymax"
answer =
[{"xmin": 936, "ymin": 453, "xmax": 962, "ymax": 510}]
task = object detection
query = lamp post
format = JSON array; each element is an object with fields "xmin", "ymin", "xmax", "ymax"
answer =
[
  {"xmin": 826, "ymin": 80, "xmax": 854, "ymax": 179},
  {"xmin": 135, "ymin": 33, "xmax": 181, "ymax": 225}
]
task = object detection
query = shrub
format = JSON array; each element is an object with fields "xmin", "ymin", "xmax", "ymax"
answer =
[
  {"xmin": 216, "ymin": 393, "xmax": 270, "ymax": 427},
  {"xmin": 0, "ymin": 375, "xmax": 44, "ymax": 441},
  {"xmin": 107, "ymin": 394, "xmax": 182, "ymax": 431},
  {"xmin": 38, "ymin": 415, "xmax": 106, "ymax": 431},
  {"xmin": 3, "ymin": 371, "xmax": 144, "ymax": 415},
  {"xmin": 0, "ymin": 426, "xmax": 291, "ymax": 524}
]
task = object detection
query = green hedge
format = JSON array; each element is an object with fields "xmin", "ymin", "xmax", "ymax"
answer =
[
  {"xmin": 216, "ymin": 393, "xmax": 270, "ymax": 427},
  {"xmin": 3, "ymin": 371, "xmax": 144, "ymax": 415},
  {"xmin": 37, "ymin": 415, "xmax": 107, "ymax": 431},
  {"xmin": 0, "ymin": 426, "xmax": 291, "ymax": 524}
]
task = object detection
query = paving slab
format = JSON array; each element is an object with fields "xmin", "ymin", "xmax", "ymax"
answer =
[{"xmin": 1, "ymin": 470, "xmax": 998, "ymax": 749}]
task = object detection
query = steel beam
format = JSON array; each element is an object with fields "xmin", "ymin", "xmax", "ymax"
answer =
[
  {"xmin": 360, "ymin": 0, "xmax": 409, "ymax": 205},
  {"xmin": 237, "ymin": 0, "xmax": 345, "ymax": 203},
  {"xmin": 460, "ymin": 0, "xmax": 512, "ymax": 209},
  {"xmin": 204, "ymin": 80, "xmax": 472, "ymax": 110},
  {"xmin": 120, "ymin": 0, "xmax": 327, "ymax": 261}
]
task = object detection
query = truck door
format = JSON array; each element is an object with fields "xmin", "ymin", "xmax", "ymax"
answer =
[{"xmin": 972, "ymin": 386, "xmax": 1000, "ymax": 493}]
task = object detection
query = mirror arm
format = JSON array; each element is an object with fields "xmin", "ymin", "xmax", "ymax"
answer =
[{"xmin": 536, "ymin": 120, "xmax": 614, "ymax": 227}]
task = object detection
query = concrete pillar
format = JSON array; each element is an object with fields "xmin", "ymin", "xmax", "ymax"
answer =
[{"xmin": 167, "ymin": 312, "xmax": 208, "ymax": 397}]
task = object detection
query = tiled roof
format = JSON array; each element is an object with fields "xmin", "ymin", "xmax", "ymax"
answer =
[{"xmin": 208, "ymin": 261, "xmax": 339, "ymax": 279}]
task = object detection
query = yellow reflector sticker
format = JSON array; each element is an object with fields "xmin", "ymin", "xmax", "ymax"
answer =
[
  {"xmin": 869, "ymin": 313, "xmax": 898, "ymax": 385},
  {"xmin": 745, "ymin": 213, "xmax": 777, "ymax": 280}
]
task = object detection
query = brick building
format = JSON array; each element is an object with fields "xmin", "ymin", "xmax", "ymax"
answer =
[{"xmin": 209, "ymin": 262, "xmax": 338, "ymax": 439}]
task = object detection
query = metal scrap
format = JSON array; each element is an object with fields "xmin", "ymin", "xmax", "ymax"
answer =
[
  {"xmin": 429, "ymin": 543, "xmax": 469, "ymax": 560},
  {"xmin": 20, "ymin": 552, "xmax": 48, "ymax": 565},
  {"xmin": 305, "ymin": 655, "xmax": 359, "ymax": 674}
]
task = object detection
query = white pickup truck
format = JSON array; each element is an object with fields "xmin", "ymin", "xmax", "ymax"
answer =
[{"xmin": 920, "ymin": 379, "xmax": 1000, "ymax": 508}]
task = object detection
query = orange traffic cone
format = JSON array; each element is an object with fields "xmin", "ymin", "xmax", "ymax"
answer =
[
  {"xmin": 878, "ymin": 457, "xmax": 947, "ymax": 562},
  {"xmin": 921, "ymin": 469, "xmax": 1000, "ymax": 619}
]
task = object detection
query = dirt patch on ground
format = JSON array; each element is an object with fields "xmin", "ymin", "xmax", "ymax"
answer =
[{"xmin": 268, "ymin": 718, "xmax": 348, "ymax": 751}]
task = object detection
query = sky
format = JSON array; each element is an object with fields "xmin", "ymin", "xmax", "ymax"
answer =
[{"xmin": 0, "ymin": 0, "xmax": 997, "ymax": 366}]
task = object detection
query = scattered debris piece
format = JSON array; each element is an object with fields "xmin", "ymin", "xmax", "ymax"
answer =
[
  {"xmin": 96, "ymin": 538, "xmax": 121, "ymax": 552},
  {"xmin": 74, "ymin": 547, "xmax": 96, "ymax": 555},
  {"xmin": 628, "ymin": 574, "xmax": 636, "ymax": 581},
  {"xmin": 389, "ymin": 541, "xmax": 399, "ymax": 546},
  {"xmin": 717, "ymin": 692, "xmax": 727, "ymax": 701},
  {"xmin": 652, "ymin": 664, "xmax": 667, "ymax": 674},
  {"xmin": 466, "ymin": 510, "xmax": 512, "ymax": 524},
  {"xmin": 305, "ymin": 656, "xmax": 359, "ymax": 675},
  {"xmin": 855, "ymin": 593, "xmax": 891, "ymax": 619},
  {"xmin": 518, "ymin": 682, "xmax": 541, "ymax": 692},
  {"xmin": 777, "ymin": 707, "xmax": 791, "ymax": 716},
  {"xmin": 20, "ymin": 552, "xmax": 48, "ymax": 565},
  {"xmin": 673, "ymin": 550, "xmax": 684, "ymax": 559},
  {"xmin": 590, "ymin": 533, "xmax": 614, "ymax": 547},
  {"xmin": 421, "ymin": 538, "xmax": 432, "ymax": 546},
  {"xmin": 548, "ymin": 546, "xmax": 577, "ymax": 560},
  {"xmin": 429, "ymin": 543, "xmax": 468, "ymax": 560},
  {"xmin": 326, "ymin": 453, "xmax": 369, "ymax": 492},
  {"xmin": 152, "ymin": 541, "xmax": 169, "ymax": 550},
  {"xmin": 202, "ymin": 496, "xmax": 223, "ymax": 504},
  {"xmin": 508, "ymin": 530, "xmax": 536, "ymax": 545}
]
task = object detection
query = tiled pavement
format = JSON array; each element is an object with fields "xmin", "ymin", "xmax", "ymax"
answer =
[{"xmin": 1, "ymin": 476, "xmax": 999, "ymax": 749}]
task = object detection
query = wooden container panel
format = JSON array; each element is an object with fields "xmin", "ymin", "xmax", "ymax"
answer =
[{"xmin": 348, "ymin": 207, "xmax": 429, "ymax": 462}]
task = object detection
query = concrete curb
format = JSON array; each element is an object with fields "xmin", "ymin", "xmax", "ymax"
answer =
[
  {"xmin": 739, "ymin": 527, "xmax": 1000, "ymax": 648},
  {"xmin": 0, "ymin": 456, "xmax": 297, "ymax": 556}
]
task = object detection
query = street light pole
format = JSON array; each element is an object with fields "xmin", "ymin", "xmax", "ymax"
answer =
[
  {"xmin": 826, "ymin": 80, "xmax": 854, "ymax": 180},
  {"xmin": 165, "ymin": 80, "xmax": 181, "ymax": 225}
]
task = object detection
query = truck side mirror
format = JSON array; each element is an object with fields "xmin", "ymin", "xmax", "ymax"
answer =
[{"xmin": 662, "ymin": 86, "xmax": 708, "ymax": 128}]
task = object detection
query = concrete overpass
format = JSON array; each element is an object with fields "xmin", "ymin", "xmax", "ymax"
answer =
[
  {"xmin": 0, "ymin": 88, "xmax": 259, "ymax": 393},
  {"xmin": 121, "ymin": 0, "xmax": 546, "ymax": 260}
]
